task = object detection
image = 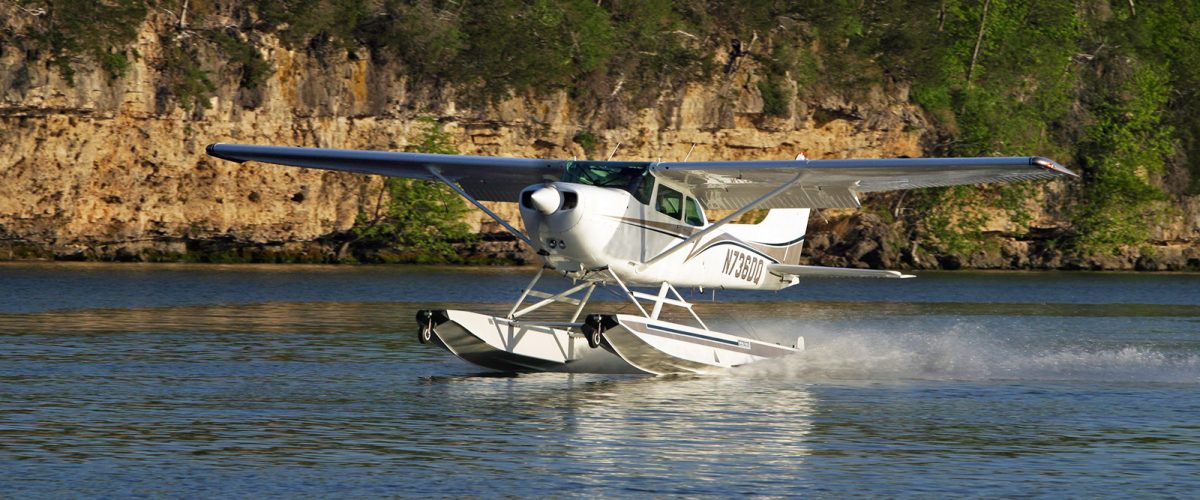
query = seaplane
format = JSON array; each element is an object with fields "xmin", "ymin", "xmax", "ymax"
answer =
[{"xmin": 206, "ymin": 142, "xmax": 1075, "ymax": 375}]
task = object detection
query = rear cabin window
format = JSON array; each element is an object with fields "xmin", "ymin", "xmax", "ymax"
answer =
[
  {"xmin": 655, "ymin": 185, "xmax": 683, "ymax": 219},
  {"xmin": 684, "ymin": 197, "xmax": 705, "ymax": 226}
]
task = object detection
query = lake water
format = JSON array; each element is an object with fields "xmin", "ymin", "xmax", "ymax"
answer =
[{"xmin": 1, "ymin": 263, "xmax": 1198, "ymax": 496}]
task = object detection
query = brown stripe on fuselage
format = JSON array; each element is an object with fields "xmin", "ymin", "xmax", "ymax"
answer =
[
  {"xmin": 608, "ymin": 216, "xmax": 698, "ymax": 239},
  {"xmin": 744, "ymin": 236, "xmax": 806, "ymax": 265},
  {"xmin": 609, "ymin": 215, "xmax": 785, "ymax": 264},
  {"xmin": 683, "ymin": 233, "xmax": 775, "ymax": 263}
]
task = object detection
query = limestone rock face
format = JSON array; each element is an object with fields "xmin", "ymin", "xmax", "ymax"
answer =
[
  {"xmin": 1, "ymin": 10, "xmax": 1196, "ymax": 269},
  {"xmin": 0, "ymin": 11, "xmax": 919, "ymax": 259}
]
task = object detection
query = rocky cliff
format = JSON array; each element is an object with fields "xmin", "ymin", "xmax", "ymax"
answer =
[{"xmin": 1, "ymin": 7, "xmax": 1197, "ymax": 269}]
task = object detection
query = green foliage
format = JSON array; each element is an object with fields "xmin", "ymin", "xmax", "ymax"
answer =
[
  {"xmin": 757, "ymin": 77, "xmax": 789, "ymax": 117},
  {"xmin": 846, "ymin": 1, "xmax": 1077, "ymax": 257},
  {"xmin": 246, "ymin": 0, "xmax": 717, "ymax": 105},
  {"xmin": 883, "ymin": 1, "xmax": 1197, "ymax": 258},
  {"xmin": 350, "ymin": 121, "xmax": 474, "ymax": 263},
  {"xmin": 572, "ymin": 130, "xmax": 599, "ymax": 158},
  {"xmin": 249, "ymin": 0, "xmax": 369, "ymax": 50},
  {"xmin": 1099, "ymin": 1, "xmax": 1200, "ymax": 193},
  {"xmin": 1070, "ymin": 63, "xmax": 1173, "ymax": 255},
  {"xmin": 950, "ymin": 2, "xmax": 1078, "ymax": 155},
  {"xmin": 599, "ymin": 0, "xmax": 713, "ymax": 105},
  {"xmin": 264, "ymin": 0, "xmax": 623, "ymax": 100},
  {"xmin": 160, "ymin": 38, "xmax": 216, "ymax": 111},
  {"xmin": 20, "ymin": 0, "xmax": 147, "ymax": 82},
  {"xmin": 1104, "ymin": 1, "xmax": 1200, "ymax": 195},
  {"xmin": 355, "ymin": 0, "xmax": 466, "ymax": 78},
  {"xmin": 454, "ymin": 0, "xmax": 615, "ymax": 98},
  {"xmin": 915, "ymin": 183, "xmax": 1033, "ymax": 256},
  {"xmin": 212, "ymin": 31, "xmax": 269, "ymax": 89},
  {"xmin": 98, "ymin": 49, "xmax": 132, "ymax": 78},
  {"xmin": 14, "ymin": 0, "xmax": 1200, "ymax": 263}
]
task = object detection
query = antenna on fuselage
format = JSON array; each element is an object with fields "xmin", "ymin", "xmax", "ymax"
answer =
[
  {"xmin": 605, "ymin": 142, "xmax": 622, "ymax": 161},
  {"xmin": 682, "ymin": 143, "xmax": 697, "ymax": 162}
]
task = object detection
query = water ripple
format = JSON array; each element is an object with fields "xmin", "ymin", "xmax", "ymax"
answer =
[{"xmin": 1, "ymin": 266, "xmax": 1198, "ymax": 496}]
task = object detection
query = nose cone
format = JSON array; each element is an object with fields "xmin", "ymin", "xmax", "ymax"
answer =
[{"xmin": 530, "ymin": 186, "xmax": 561, "ymax": 215}]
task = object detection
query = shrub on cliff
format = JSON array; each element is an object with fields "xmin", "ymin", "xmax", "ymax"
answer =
[{"xmin": 14, "ymin": 0, "xmax": 146, "ymax": 82}]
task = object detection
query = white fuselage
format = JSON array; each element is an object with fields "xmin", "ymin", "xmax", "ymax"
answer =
[{"xmin": 518, "ymin": 181, "xmax": 796, "ymax": 291}]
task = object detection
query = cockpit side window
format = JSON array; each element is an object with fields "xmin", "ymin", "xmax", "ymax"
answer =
[
  {"xmin": 633, "ymin": 173, "xmax": 655, "ymax": 205},
  {"xmin": 655, "ymin": 184, "xmax": 683, "ymax": 220},
  {"xmin": 684, "ymin": 197, "xmax": 705, "ymax": 226}
]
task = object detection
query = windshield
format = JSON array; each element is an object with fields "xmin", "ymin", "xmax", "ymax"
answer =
[{"xmin": 562, "ymin": 161, "xmax": 652, "ymax": 194}]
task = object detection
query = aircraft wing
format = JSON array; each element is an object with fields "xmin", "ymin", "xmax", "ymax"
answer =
[
  {"xmin": 768, "ymin": 263, "xmax": 915, "ymax": 279},
  {"xmin": 652, "ymin": 156, "xmax": 1076, "ymax": 210},
  {"xmin": 206, "ymin": 144, "xmax": 1075, "ymax": 208},
  {"xmin": 205, "ymin": 144, "xmax": 568, "ymax": 201}
]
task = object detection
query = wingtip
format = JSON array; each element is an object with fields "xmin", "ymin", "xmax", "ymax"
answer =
[
  {"xmin": 1032, "ymin": 156, "xmax": 1078, "ymax": 178},
  {"xmin": 205, "ymin": 143, "xmax": 247, "ymax": 164}
]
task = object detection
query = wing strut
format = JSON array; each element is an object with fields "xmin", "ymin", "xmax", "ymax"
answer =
[
  {"xmin": 639, "ymin": 170, "xmax": 807, "ymax": 269},
  {"xmin": 427, "ymin": 167, "xmax": 536, "ymax": 249}
]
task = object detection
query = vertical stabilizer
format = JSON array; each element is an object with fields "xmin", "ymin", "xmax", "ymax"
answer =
[{"xmin": 724, "ymin": 209, "xmax": 810, "ymax": 265}]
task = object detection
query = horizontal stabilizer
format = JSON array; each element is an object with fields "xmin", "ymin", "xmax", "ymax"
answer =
[{"xmin": 768, "ymin": 263, "xmax": 915, "ymax": 279}]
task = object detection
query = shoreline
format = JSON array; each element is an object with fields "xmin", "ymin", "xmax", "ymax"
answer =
[{"xmin": 3, "ymin": 251, "xmax": 1198, "ymax": 273}]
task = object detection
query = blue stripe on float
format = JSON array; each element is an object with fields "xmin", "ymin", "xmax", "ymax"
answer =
[{"xmin": 644, "ymin": 322, "xmax": 742, "ymax": 347}]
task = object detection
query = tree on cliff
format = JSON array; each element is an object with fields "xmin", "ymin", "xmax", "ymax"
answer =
[{"xmin": 344, "ymin": 121, "xmax": 472, "ymax": 263}]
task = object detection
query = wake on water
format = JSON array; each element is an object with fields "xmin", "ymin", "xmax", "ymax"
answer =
[{"xmin": 729, "ymin": 321, "xmax": 1200, "ymax": 384}]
